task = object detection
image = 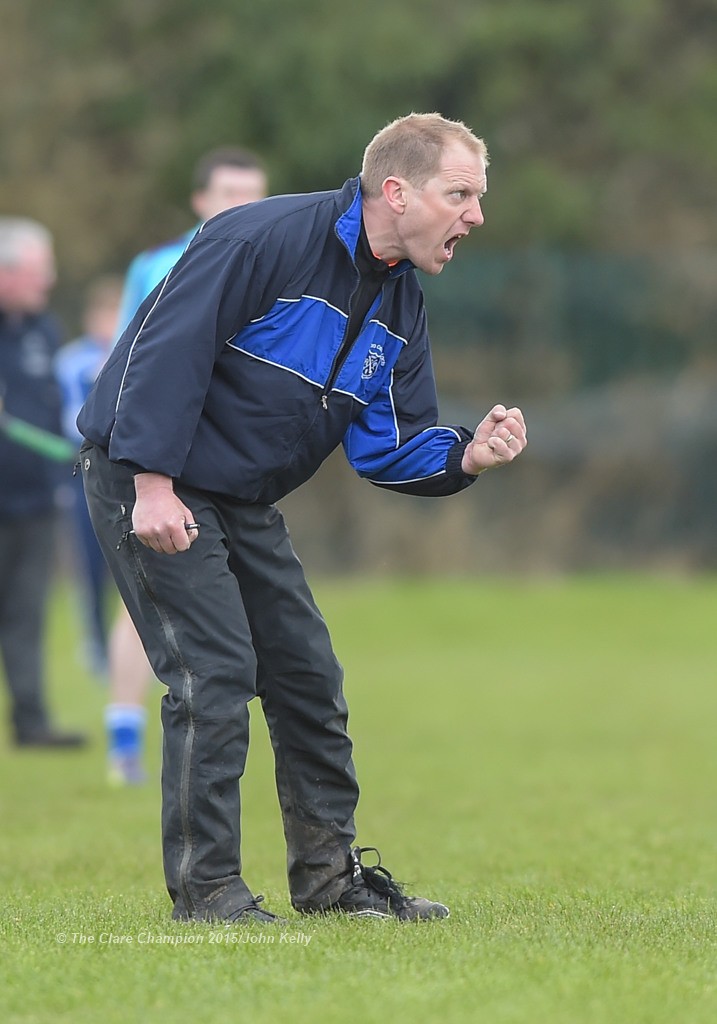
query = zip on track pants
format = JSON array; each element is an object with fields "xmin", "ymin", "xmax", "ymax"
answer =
[{"xmin": 81, "ymin": 443, "xmax": 359, "ymax": 918}]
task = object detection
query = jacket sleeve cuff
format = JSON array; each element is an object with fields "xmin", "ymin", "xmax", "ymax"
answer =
[
  {"xmin": 115, "ymin": 459, "xmax": 155, "ymax": 477},
  {"xmin": 369, "ymin": 438, "xmax": 479, "ymax": 497},
  {"xmin": 445, "ymin": 439, "xmax": 475, "ymax": 480}
]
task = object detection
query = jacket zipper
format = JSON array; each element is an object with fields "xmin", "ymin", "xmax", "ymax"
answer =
[
  {"xmin": 320, "ymin": 332, "xmax": 355, "ymax": 409},
  {"xmin": 321, "ymin": 270, "xmax": 388, "ymax": 409},
  {"xmin": 322, "ymin": 212, "xmax": 398, "ymax": 409},
  {"xmin": 320, "ymin": 270, "xmax": 359, "ymax": 410}
]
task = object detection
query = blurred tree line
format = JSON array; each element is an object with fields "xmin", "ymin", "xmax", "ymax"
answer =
[
  {"xmin": 1, "ymin": 0, "xmax": 715, "ymax": 301},
  {"xmin": 2, "ymin": 0, "xmax": 716, "ymax": 572}
]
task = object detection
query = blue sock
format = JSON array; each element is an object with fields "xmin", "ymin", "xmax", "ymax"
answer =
[{"xmin": 105, "ymin": 704, "xmax": 147, "ymax": 759}]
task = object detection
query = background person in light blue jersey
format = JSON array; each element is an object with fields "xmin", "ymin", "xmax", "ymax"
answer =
[
  {"xmin": 55, "ymin": 275, "xmax": 123, "ymax": 677},
  {"xmin": 116, "ymin": 147, "xmax": 268, "ymax": 335},
  {"xmin": 106, "ymin": 146, "xmax": 268, "ymax": 785}
]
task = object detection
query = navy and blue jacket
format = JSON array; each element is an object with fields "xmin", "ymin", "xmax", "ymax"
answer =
[
  {"xmin": 0, "ymin": 310, "xmax": 63, "ymax": 520},
  {"xmin": 78, "ymin": 177, "xmax": 477, "ymax": 503}
]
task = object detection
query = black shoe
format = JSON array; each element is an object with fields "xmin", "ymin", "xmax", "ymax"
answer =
[
  {"xmin": 174, "ymin": 895, "xmax": 285, "ymax": 925},
  {"xmin": 15, "ymin": 729, "xmax": 88, "ymax": 749},
  {"xmin": 308, "ymin": 847, "xmax": 450, "ymax": 921},
  {"xmin": 225, "ymin": 896, "xmax": 286, "ymax": 924}
]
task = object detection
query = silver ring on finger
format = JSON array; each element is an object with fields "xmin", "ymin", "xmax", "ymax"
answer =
[{"xmin": 505, "ymin": 433, "xmax": 515, "ymax": 444}]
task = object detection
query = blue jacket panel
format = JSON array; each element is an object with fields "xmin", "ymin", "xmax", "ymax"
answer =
[
  {"xmin": 78, "ymin": 178, "xmax": 476, "ymax": 502},
  {"xmin": 0, "ymin": 311, "xmax": 63, "ymax": 519}
]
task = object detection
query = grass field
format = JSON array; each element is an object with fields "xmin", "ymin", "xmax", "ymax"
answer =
[{"xmin": 2, "ymin": 573, "xmax": 717, "ymax": 1023}]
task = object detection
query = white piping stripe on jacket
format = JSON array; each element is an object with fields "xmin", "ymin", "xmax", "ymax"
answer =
[
  {"xmin": 225, "ymin": 345, "xmax": 371, "ymax": 406},
  {"xmin": 225, "ymin": 342, "xmax": 324, "ymax": 389},
  {"xmin": 249, "ymin": 293, "xmax": 349, "ymax": 324},
  {"xmin": 373, "ymin": 469, "xmax": 447, "ymax": 485},
  {"xmin": 248, "ymin": 296, "xmax": 410, "ymax": 348},
  {"xmin": 112, "ymin": 269, "xmax": 176, "ymax": 420}
]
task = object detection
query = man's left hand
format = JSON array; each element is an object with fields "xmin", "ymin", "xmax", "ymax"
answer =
[{"xmin": 461, "ymin": 404, "xmax": 527, "ymax": 475}]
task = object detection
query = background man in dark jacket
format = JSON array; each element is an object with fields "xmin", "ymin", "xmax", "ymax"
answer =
[
  {"xmin": 79, "ymin": 113, "xmax": 527, "ymax": 923},
  {"xmin": 0, "ymin": 217, "xmax": 86, "ymax": 748}
]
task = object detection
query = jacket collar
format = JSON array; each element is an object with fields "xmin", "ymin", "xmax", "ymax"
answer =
[{"xmin": 334, "ymin": 177, "xmax": 413, "ymax": 278}]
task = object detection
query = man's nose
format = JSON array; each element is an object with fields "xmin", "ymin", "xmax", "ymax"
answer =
[{"xmin": 464, "ymin": 198, "xmax": 484, "ymax": 227}]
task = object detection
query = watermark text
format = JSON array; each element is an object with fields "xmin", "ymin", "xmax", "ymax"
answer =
[{"xmin": 55, "ymin": 930, "xmax": 312, "ymax": 947}]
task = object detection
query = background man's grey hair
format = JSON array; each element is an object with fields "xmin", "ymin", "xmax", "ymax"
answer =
[{"xmin": 0, "ymin": 218, "xmax": 54, "ymax": 267}]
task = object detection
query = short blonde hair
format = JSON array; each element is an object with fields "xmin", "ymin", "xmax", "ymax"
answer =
[{"xmin": 361, "ymin": 113, "xmax": 488, "ymax": 199}]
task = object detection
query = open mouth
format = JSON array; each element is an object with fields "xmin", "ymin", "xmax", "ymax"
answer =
[{"xmin": 443, "ymin": 235, "xmax": 465, "ymax": 260}]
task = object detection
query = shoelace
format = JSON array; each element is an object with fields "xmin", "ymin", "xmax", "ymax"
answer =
[
  {"xmin": 350, "ymin": 846, "xmax": 409, "ymax": 912},
  {"xmin": 227, "ymin": 894, "xmax": 274, "ymax": 921}
]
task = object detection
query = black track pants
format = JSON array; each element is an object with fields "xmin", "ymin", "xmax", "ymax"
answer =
[{"xmin": 81, "ymin": 443, "xmax": 358, "ymax": 917}]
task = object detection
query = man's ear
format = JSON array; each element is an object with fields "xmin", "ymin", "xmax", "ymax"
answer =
[{"xmin": 382, "ymin": 177, "xmax": 407, "ymax": 213}]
